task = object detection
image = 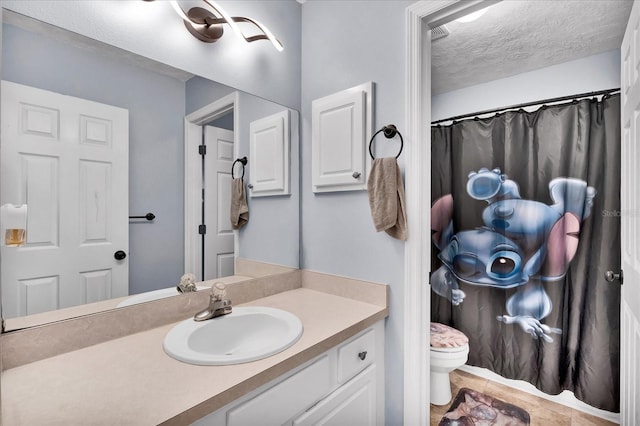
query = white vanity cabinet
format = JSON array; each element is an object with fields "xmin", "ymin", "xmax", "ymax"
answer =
[{"xmin": 193, "ymin": 320, "xmax": 384, "ymax": 426}]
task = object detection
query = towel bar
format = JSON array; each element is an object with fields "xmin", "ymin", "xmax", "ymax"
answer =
[
  {"xmin": 232, "ymin": 156, "xmax": 248, "ymax": 179},
  {"xmin": 129, "ymin": 213, "xmax": 155, "ymax": 221},
  {"xmin": 369, "ymin": 124, "xmax": 403, "ymax": 160}
]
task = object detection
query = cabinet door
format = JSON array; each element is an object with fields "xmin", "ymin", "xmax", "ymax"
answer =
[
  {"xmin": 293, "ymin": 365, "xmax": 377, "ymax": 426},
  {"xmin": 249, "ymin": 110, "xmax": 290, "ymax": 197},
  {"xmin": 227, "ymin": 356, "xmax": 332, "ymax": 426},
  {"xmin": 311, "ymin": 82, "xmax": 373, "ymax": 193}
]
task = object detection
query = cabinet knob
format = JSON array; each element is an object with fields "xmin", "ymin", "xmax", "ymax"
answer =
[
  {"xmin": 247, "ymin": 184, "xmax": 254, "ymax": 189},
  {"xmin": 352, "ymin": 172, "xmax": 361, "ymax": 179},
  {"xmin": 358, "ymin": 351, "xmax": 367, "ymax": 361}
]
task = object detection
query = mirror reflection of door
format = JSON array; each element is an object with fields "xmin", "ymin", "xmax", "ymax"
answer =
[
  {"xmin": 1, "ymin": 81, "xmax": 129, "ymax": 318},
  {"xmin": 203, "ymin": 114, "xmax": 235, "ymax": 280}
]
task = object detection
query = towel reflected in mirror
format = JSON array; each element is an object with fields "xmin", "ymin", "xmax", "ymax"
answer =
[{"xmin": 230, "ymin": 178, "xmax": 249, "ymax": 230}]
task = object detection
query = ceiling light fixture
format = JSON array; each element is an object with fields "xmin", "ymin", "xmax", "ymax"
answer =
[{"xmin": 166, "ymin": 0, "xmax": 284, "ymax": 51}]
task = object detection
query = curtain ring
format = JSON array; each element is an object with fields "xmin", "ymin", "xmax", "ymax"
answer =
[
  {"xmin": 369, "ymin": 125, "xmax": 404, "ymax": 160},
  {"xmin": 232, "ymin": 156, "xmax": 248, "ymax": 179}
]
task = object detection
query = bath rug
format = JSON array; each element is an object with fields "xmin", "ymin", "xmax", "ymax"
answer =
[{"xmin": 438, "ymin": 387, "xmax": 530, "ymax": 425}]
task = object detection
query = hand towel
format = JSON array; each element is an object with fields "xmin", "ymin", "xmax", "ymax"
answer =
[
  {"xmin": 367, "ymin": 157, "xmax": 407, "ymax": 241},
  {"xmin": 230, "ymin": 178, "xmax": 249, "ymax": 230}
]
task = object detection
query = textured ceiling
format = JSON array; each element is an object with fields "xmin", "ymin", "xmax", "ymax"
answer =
[{"xmin": 431, "ymin": 0, "xmax": 634, "ymax": 95}]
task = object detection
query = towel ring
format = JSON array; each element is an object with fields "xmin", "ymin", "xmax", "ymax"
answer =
[
  {"xmin": 369, "ymin": 124, "xmax": 403, "ymax": 160},
  {"xmin": 232, "ymin": 156, "xmax": 248, "ymax": 179}
]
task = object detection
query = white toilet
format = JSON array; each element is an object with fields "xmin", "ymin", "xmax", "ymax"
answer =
[{"xmin": 430, "ymin": 322, "xmax": 469, "ymax": 406}]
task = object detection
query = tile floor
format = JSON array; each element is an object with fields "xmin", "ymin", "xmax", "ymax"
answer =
[{"xmin": 430, "ymin": 369, "xmax": 617, "ymax": 426}]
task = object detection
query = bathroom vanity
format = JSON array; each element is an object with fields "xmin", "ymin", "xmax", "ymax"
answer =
[
  {"xmin": 195, "ymin": 321, "xmax": 384, "ymax": 426},
  {"xmin": 1, "ymin": 271, "xmax": 388, "ymax": 425}
]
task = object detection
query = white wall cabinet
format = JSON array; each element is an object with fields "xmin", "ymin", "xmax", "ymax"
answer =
[
  {"xmin": 311, "ymin": 82, "xmax": 373, "ymax": 193},
  {"xmin": 192, "ymin": 321, "xmax": 384, "ymax": 426},
  {"xmin": 248, "ymin": 110, "xmax": 290, "ymax": 197}
]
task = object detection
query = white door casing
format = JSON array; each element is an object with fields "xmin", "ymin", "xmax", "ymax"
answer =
[
  {"xmin": 407, "ymin": 0, "xmax": 633, "ymax": 424},
  {"xmin": 620, "ymin": 1, "xmax": 640, "ymax": 423},
  {"xmin": 403, "ymin": 1, "xmax": 526, "ymax": 424},
  {"xmin": 204, "ymin": 125, "xmax": 235, "ymax": 279},
  {"xmin": 1, "ymin": 81, "xmax": 128, "ymax": 318}
]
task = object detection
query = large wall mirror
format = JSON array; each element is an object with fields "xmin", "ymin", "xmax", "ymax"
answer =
[{"xmin": 0, "ymin": 10, "xmax": 300, "ymax": 331}]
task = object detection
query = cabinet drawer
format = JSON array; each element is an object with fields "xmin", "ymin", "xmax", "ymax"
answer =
[
  {"xmin": 227, "ymin": 355, "xmax": 331, "ymax": 426},
  {"xmin": 337, "ymin": 329, "xmax": 375, "ymax": 383}
]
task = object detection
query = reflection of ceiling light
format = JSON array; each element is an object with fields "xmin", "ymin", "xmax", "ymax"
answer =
[
  {"xmin": 161, "ymin": 0, "xmax": 284, "ymax": 51},
  {"xmin": 455, "ymin": 8, "xmax": 488, "ymax": 23}
]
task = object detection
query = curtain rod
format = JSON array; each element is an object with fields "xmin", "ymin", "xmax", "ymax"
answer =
[{"xmin": 431, "ymin": 88, "xmax": 621, "ymax": 125}]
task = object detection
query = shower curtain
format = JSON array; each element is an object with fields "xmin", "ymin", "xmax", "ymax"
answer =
[{"xmin": 430, "ymin": 94, "xmax": 621, "ymax": 412}]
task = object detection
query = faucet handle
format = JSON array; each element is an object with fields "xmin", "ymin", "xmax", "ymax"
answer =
[{"xmin": 211, "ymin": 282, "xmax": 227, "ymax": 301}]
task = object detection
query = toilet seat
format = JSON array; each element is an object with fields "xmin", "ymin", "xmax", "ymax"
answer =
[
  {"xmin": 430, "ymin": 322, "xmax": 469, "ymax": 350},
  {"xmin": 430, "ymin": 343, "xmax": 469, "ymax": 353}
]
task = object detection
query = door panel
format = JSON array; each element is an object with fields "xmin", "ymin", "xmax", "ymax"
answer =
[
  {"xmin": 620, "ymin": 2, "xmax": 640, "ymax": 423},
  {"xmin": 1, "ymin": 81, "xmax": 129, "ymax": 318},
  {"xmin": 79, "ymin": 160, "xmax": 112, "ymax": 243},
  {"xmin": 21, "ymin": 154, "xmax": 59, "ymax": 246},
  {"xmin": 204, "ymin": 125, "xmax": 235, "ymax": 280}
]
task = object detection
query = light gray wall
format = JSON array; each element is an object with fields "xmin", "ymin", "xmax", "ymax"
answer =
[
  {"xmin": 300, "ymin": 2, "xmax": 413, "ymax": 424},
  {"xmin": 2, "ymin": 0, "xmax": 302, "ymax": 110},
  {"xmin": 185, "ymin": 76, "xmax": 236, "ymax": 115},
  {"xmin": 186, "ymin": 77, "xmax": 300, "ymax": 268},
  {"xmin": 210, "ymin": 112, "xmax": 234, "ymax": 131},
  {"xmin": 432, "ymin": 49, "xmax": 621, "ymax": 121},
  {"xmin": 235, "ymin": 94, "xmax": 299, "ymax": 268},
  {"xmin": 3, "ymin": 23, "xmax": 186, "ymax": 295}
]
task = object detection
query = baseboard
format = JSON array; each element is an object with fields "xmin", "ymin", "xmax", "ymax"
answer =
[{"xmin": 458, "ymin": 365, "xmax": 620, "ymax": 424}]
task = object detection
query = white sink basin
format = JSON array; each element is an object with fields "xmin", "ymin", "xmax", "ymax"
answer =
[
  {"xmin": 116, "ymin": 286, "xmax": 209, "ymax": 308},
  {"xmin": 163, "ymin": 306, "xmax": 303, "ymax": 365}
]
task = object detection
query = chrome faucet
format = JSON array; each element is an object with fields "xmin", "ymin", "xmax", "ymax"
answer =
[
  {"xmin": 194, "ymin": 282, "xmax": 232, "ymax": 321},
  {"xmin": 176, "ymin": 273, "xmax": 198, "ymax": 293}
]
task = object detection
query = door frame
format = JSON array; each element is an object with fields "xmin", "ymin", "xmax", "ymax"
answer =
[
  {"xmin": 403, "ymin": 1, "xmax": 501, "ymax": 423},
  {"xmin": 184, "ymin": 92, "xmax": 239, "ymax": 280}
]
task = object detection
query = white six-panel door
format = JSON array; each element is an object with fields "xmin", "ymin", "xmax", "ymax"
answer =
[
  {"xmin": 1, "ymin": 81, "xmax": 129, "ymax": 318},
  {"xmin": 204, "ymin": 125, "xmax": 235, "ymax": 279},
  {"xmin": 620, "ymin": 1, "xmax": 640, "ymax": 423}
]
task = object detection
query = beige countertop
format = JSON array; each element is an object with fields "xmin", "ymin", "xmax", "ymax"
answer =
[{"xmin": 1, "ymin": 287, "xmax": 388, "ymax": 425}]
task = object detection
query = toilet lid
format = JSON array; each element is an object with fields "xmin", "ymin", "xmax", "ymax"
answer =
[{"xmin": 430, "ymin": 322, "xmax": 469, "ymax": 349}]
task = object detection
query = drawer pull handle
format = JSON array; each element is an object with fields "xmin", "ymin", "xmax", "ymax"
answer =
[{"xmin": 358, "ymin": 351, "xmax": 367, "ymax": 361}]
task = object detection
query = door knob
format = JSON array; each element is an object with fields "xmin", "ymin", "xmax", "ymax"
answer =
[
  {"xmin": 605, "ymin": 270, "xmax": 623, "ymax": 285},
  {"xmin": 114, "ymin": 250, "xmax": 127, "ymax": 260}
]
